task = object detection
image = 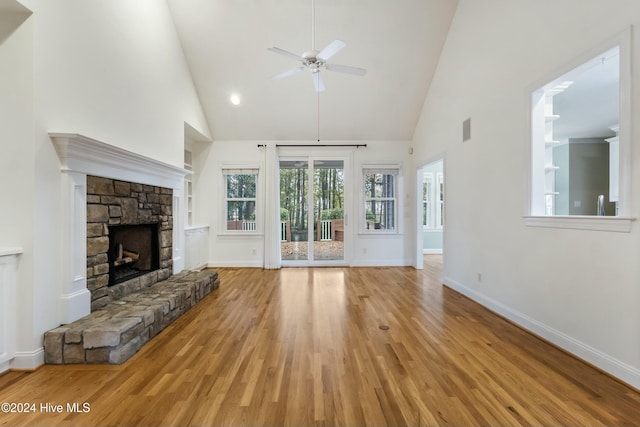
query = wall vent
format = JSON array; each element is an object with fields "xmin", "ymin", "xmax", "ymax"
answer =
[{"xmin": 463, "ymin": 118, "xmax": 471, "ymax": 142}]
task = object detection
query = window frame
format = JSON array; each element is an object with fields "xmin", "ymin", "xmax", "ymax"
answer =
[
  {"xmin": 362, "ymin": 166, "xmax": 400, "ymax": 234},
  {"xmin": 221, "ymin": 167, "xmax": 260, "ymax": 235},
  {"xmin": 524, "ymin": 27, "xmax": 634, "ymax": 233}
]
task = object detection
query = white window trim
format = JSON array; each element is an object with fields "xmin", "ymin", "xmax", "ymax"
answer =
[
  {"xmin": 524, "ymin": 27, "xmax": 635, "ymax": 232},
  {"xmin": 361, "ymin": 165, "xmax": 401, "ymax": 234},
  {"xmin": 220, "ymin": 165, "xmax": 261, "ymax": 236}
]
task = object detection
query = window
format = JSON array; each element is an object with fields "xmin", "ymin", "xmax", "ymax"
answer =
[
  {"xmin": 223, "ymin": 169, "xmax": 258, "ymax": 232},
  {"xmin": 423, "ymin": 172, "xmax": 444, "ymax": 230},
  {"xmin": 363, "ymin": 167, "xmax": 398, "ymax": 232},
  {"xmin": 526, "ymin": 29, "xmax": 632, "ymax": 232}
]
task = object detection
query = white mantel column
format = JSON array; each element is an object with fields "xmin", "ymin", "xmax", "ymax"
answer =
[{"xmin": 60, "ymin": 171, "xmax": 91, "ymax": 323}]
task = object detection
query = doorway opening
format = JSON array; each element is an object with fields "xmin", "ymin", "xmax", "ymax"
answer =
[
  {"xmin": 279, "ymin": 157, "xmax": 346, "ymax": 265},
  {"xmin": 416, "ymin": 158, "xmax": 444, "ymax": 270}
]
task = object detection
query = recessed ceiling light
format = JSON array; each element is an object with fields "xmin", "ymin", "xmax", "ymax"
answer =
[{"xmin": 230, "ymin": 94, "xmax": 241, "ymax": 105}]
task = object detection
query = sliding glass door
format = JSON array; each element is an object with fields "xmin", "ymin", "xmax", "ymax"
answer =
[
  {"xmin": 280, "ymin": 157, "xmax": 345, "ymax": 265},
  {"xmin": 280, "ymin": 159, "xmax": 309, "ymax": 261}
]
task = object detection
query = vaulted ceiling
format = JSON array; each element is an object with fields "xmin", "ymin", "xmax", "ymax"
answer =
[{"xmin": 167, "ymin": 0, "xmax": 459, "ymax": 142}]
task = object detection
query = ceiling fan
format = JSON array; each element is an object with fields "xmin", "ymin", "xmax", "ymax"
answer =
[{"xmin": 267, "ymin": 0, "xmax": 366, "ymax": 92}]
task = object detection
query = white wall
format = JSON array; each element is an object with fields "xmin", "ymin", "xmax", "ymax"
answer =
[
  {"xmin": 0, "ymin": 8, "xmax": 34, "ymax": 371},
  {"xmin": 351, "ymin": 142, "xmax": 413, "ymax": 266},
  {"xmin": 22, "ymin": 0, "xmax": 211, "ymax": 165},
  {"xmin": 2, "ymin": 0, "xmax": 211, "ymax": 370},
  {"xmin": 412, "ymin": 0, "xmax": 640, "ymax": 389},
  {"xmin": 200, "ymin": 141, "xmax": 412, "ymax": 267},
  {"xmin": 198, "ymin": 141, "xmax": 265, "ymax": 267}
]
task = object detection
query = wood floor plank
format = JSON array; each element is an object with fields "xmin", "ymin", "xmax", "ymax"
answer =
[{"xmin": 1, "ymin": 257, "xmax": 640, "ymax": 426}]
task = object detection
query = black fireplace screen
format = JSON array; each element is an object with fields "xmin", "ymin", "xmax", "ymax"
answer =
[{"xmin": 108, "ymin": 223, "xmax": 160, "ymax": 286}]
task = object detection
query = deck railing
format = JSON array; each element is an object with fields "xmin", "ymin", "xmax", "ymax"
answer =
[
  {"xmin": 280, "ymin": 221, "xmax": 287, "ymax": 241},
  {"xmin": 320, "ymin": 220, "xmax": 332, "ymax": 241},
  {"xmin": 242, "ymin": 221, "xmax": 257, "ymax": 231}
]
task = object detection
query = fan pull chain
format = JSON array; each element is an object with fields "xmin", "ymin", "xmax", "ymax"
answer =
[{"xmin": 317, "ymin": 87, "xmax": 320, "ymax": 142}]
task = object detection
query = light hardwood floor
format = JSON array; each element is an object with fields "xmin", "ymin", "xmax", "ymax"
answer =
[{"xmin": 2, "ymin": 256, "xmax": 640, "ymax": 426}]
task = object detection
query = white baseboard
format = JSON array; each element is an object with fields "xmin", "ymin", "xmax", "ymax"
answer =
[
  {"xmin": 0, "ymin": 360, "xmax": 9, "ymax": 374},
  {"xmin": 10, "ymin": 347, "xmax": 45, "ymax": 371},
  {"xmin": 208, "ymin": 261, "xmax": 263, "ymax": 268},
  {"xmin": 350, "ymin": 259, "xmax": 411, "ymax": 267},
  {"xmin": 208, "ymin": 260, "xmax": 412, "ymax": 268},
  {"xmin": 443, "ymin": 275, "xmax": 640, "ymax": 391}
]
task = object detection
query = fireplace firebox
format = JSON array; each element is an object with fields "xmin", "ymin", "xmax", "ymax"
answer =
[{"xmin": 108, "ymin": 224, "xmax": 160, "ymax": 286}]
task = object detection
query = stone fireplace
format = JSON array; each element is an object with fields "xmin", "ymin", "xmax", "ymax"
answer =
[
  {"xmin": 45, "ymin": 134, "xmax": 220, "ymax": 366},
  {"xmin": 86, "ymin": 176, "xmax": 174, "ymax": 311},
  {"xmin": 51, "ymin": 133, "xmax": 188, "ymax": 324}
]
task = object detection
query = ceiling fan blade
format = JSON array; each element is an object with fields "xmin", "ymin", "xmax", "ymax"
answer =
[
  {"xmin": 317, "ymin": 39, "xmax": 346, "ymax": 61},
  {"xmin": 311, "ymin": 72, "xmax": 325, "ymax": 92},
  {"xmin": 268, "ymin": 46, "xmax": 303, "ymax": 62},
  {"xmin": 325, "ymin": 63, "xmax": 367, "ymax": 76},
  {"xmin": 272, "ymin": 67, "xmax": 305, "ymax": 80}
]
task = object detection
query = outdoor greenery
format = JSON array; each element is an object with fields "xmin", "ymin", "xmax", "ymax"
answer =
[
  {"xmin": 280, "ymin": 165, "xmax": 344, "ymax": 233},
  {"xmin": 320, "ymin": 207, "xmax": 343, "ymax": 220},
  {"xmin": 364, "ymin": 172, "xmax": 395, "ymax": 229},
  {"xmin": 226, "ymin": 173, "xmax": 256, "ymax": 221}
]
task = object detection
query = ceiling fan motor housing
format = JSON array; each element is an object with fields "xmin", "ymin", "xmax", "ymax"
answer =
[{"xmin": 302, "ymin": 50, "xmax": 323, "ymax": 70}]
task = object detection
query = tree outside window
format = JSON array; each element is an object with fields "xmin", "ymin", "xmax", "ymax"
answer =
[
  {"xmin": 224, "ymin": 170, "xmax": 257, "ymax": 231},
  {"xmin": 363, "ymin": 168, "xmax": 398, "ymax": 231}
]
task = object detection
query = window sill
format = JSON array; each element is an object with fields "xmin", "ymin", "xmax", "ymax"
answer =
[
  {"xmin": 523, "ymin": 215, "xmax": 635, "ymax": 232},
  {"xmin": 358, "ymin": 231, "xmax": 399, "ymax": 237},
  {"xmin": 217, "ymin": 232, "xmax": 263, "ymax": 238}
]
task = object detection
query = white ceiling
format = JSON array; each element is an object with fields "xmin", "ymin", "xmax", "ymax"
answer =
[{"xmin": 167, "ymin": 0, "xmax": 459, "ymax": 142}]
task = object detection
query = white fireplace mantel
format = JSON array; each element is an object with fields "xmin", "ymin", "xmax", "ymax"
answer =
[
  {"xmin": 50, "ymin": 133, "xmax": 188, "ymax": 189},
  {"xmin": 50, "ymin": 133, "xmax": 189, "ymax": 324}
]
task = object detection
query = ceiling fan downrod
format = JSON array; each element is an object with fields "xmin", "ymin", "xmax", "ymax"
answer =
[{"xmin": 311, "ymin": 0, "xmax": 315, "ymax": 51}]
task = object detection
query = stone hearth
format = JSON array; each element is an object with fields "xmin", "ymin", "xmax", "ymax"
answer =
[{"xmin": 44, "ymin": 270, "xmax": 219, "ymax": 365}]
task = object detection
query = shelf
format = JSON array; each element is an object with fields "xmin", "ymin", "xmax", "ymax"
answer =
[
  {"xmin": 545, "ymin": 140, "xmax": 560, "ymax": 147},
  {"xmin": 545, "ymin": 114, "xmax": 560, "ymax": 122},
  {"xmin": 545, "ymin": 165, "xmax": 560, "ymax": 171},
  {"xmin": 545, "ymin": 192, "xmax": 560, "ymax": 196}
]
